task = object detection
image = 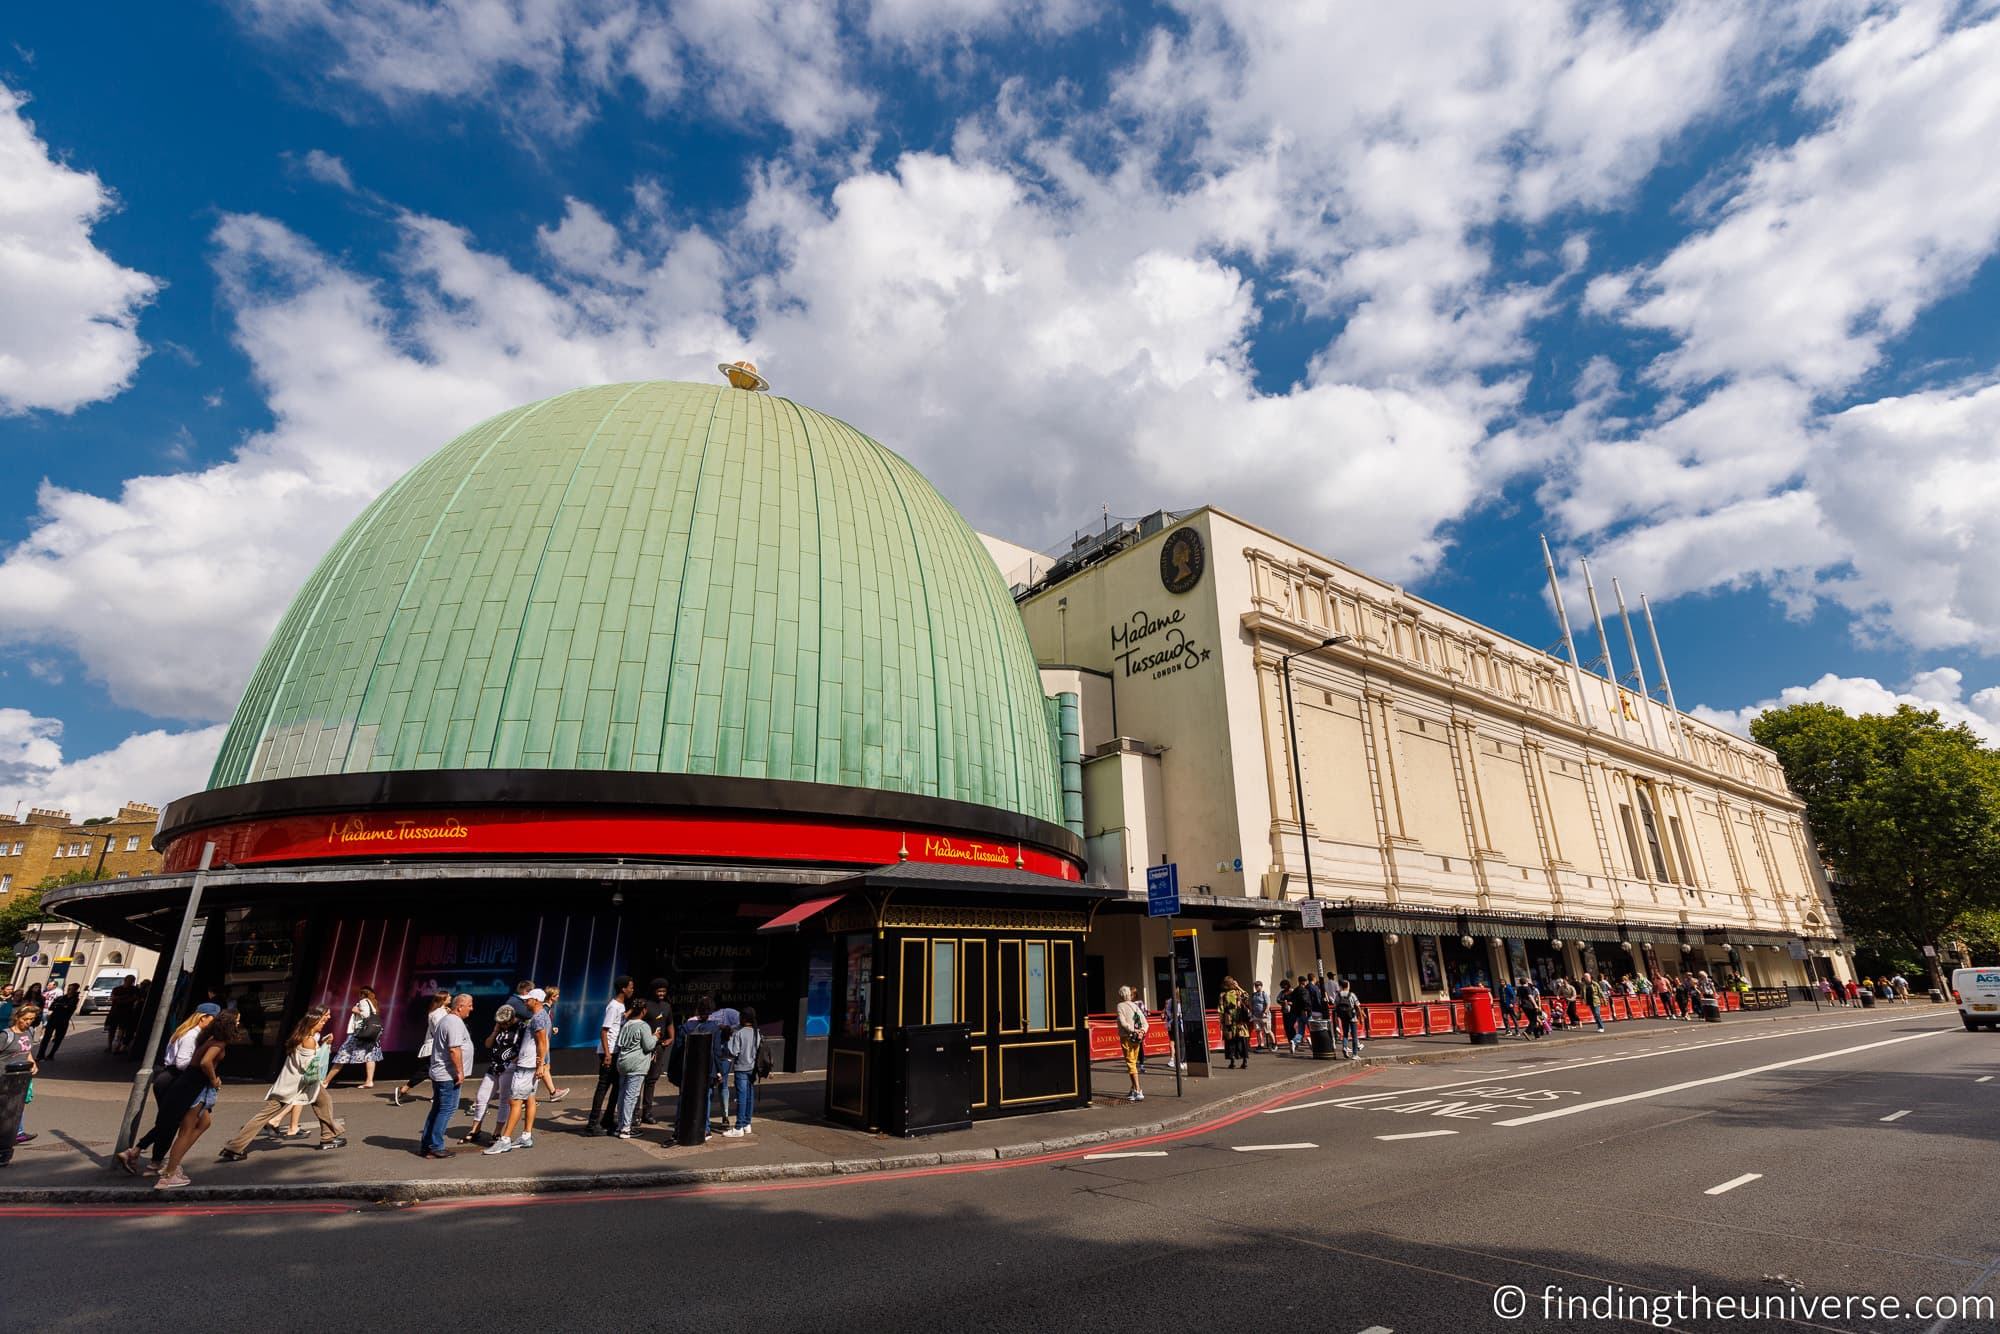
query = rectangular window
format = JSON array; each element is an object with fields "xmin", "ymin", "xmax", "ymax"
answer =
[
  {"xmin": 929, "ymin": 940, "xmax": 957, "ymax": 1024},
  {"xmin": 839, "ymin": 934, "xmax": 872, "ymax": 1039},
  {"xmin": 79, "ymin": 842, "xmax": 91, "ymax": 857},
  {"xmin": 1635, "ymin": 789, "xmax": 1672, "ymax": 882},
  {"xmin": 1617, "ymin": 804, "xmax": 1644, "ymax": 878},
  {"xmin": 0, "ymin": 874, "xmax": 11, "ymax": 892},
  {"xmin": 52, "ymin": 845, "xmax": 64, "ymax": 859},
  {"xmin": 1025, "ymin": 941, "xmax": 1049, "ymax": 1030},
  {"xmin": 10, "ymin": 842, "xmax": 19, "ymax": 855},
  {"xmin": 998, "ymin": 940, "xmax": 1022, "ymax": 1032},
  {"xmin": 1669, "ymin": 817, "xmax": 1695, "ymax": 889},
  {"xmin": 126, "ymin": 835, "xmax": 140, "ymax": 852}
]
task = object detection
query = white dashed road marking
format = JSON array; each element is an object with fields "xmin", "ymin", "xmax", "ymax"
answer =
[
  {"xmin": 1978, "ymin": 1076, "xmax": 1993, "ymax": 1084},
  {"xmin": 1083, "ymin": 1151, "xmax": 1169, "ymax": 1160},
  {"xmin": 1375, "ymin": 1130, "xmax": 1458, "ymax": 1141},
  {"xmin": 1491, "ymin": 1028, "xmax": 1952, "ymax": 1127},
  {"xmin": 1233, "ymin": 1142, "xmax": 1317, "ymax": 1152},
  {"xmin": 1880, "ymin": 1109, "xmax": 1911, "ymax": 1122},
  {"xmin": 1705, "ymin": 1173, "xmax": 1763, "ymax": 1196}
]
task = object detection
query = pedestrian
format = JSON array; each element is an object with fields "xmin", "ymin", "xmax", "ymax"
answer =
[
  {"xmin": 1218, "ymin": 977, "xmax": 1250, "ymax": 1069},
  {"xmin": 325, "ymin": 985, "xmax": 384, "ymax": 1089},
  {"xmin": 216, "ymin": 1007, "xmax": 345, "ymax": 1159},
  {"xmin": 709, "ymin": 999, "xmax": 742, "ymax": 1130},
  {"xmin": 155, "ymin": 1010, "xmax": 240, "ymax": 1190},
  {"xmin": 585, "ymin": 975, "xmax": 635, "ymax": 1137},
  {"xmin": 1250, "ymin": 980, "xmax": 1273, "ymax": 1052},
  {"xmin": 461, "ymin": 1004, "xmax": 521, "ymax": 1146},
  {"xmin": 1518, "ymin": 979, "xmax": 1546, "ymax": 1037},
  {"xmin": 613, "ymin": 998, "xmax": 657, "ymax": 1138},
  {"xmin": 1115, "ymin": 986, "xmax": 1147, "ymax": 1102},
  {"xmin": 414, "ymin": 994, "xmax": 473, "ymax": 1159},
  {"xmin": 534, "ymin": 985, "xmax": 571, "ymax": 1101},
  {"xmin": 1275, "ymin": 977, "xmax": 1293, "ymax": 1049},
  {"xmin": 104, "ymin": 975, "xmax": 140, "ymax": 1053},
  {"xmin": 0, "ymin": 1003, "xmax": 40, "ymax": 1164},
  {"xmin": 721, "ymin": 1007, "xmax": 760, "ymax": 1137},
  {"xmin": 37, "ymin": 983, "xmax": 80, "ymax": 1061},
  {"xmin": 391, "ymin": 991, "xmax": 452, "ymax": 1106},
  {"xmin": 1581, "ymin": 972, "xmax": 1606, "ymax": 1032},
  {"xmin": 483, "ymin": 989, "xmax": 549, "ymax": 1155},
  {"xmin": 1332, "ymin": 978, "xmax": 1363, "ymax": 1057},
  {"xmin": 639, "ymin": 979, "xmax": 675, "ymax": 1125},
  {"xmin": 116, "ymin": 1004, "xmax": 218, "ymax": 1176}
]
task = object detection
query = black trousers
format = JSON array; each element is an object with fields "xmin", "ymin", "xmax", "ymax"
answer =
[
  {"xmin": 587, "ymin": 1062, "xmax": 619, "ymax": 1129},
  {"xmin": 37, "ymin": 1019, "xmax": 71, "ymax": 1059}
]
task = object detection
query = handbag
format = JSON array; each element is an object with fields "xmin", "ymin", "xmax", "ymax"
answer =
[{"xmin": 352, "ymin": 1004, "xmax": 384, "ymax": 1044}]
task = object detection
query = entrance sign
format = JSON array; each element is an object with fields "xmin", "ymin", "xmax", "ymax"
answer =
[
  {"xmin": 1299, "ymin": 899, "xmax": 1324, "ymax": 930},
  {"xmin": 1147, "ymin": 863, "xmax": 1180, "ymax": 918},
  {"xmin": 1171, "ymin": 928, "xmax": 1209, "ymax": 1079}
]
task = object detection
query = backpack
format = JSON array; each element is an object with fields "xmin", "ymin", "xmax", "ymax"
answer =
[
  {"xmin": 753, "ymin": 1041, "xmax": 774, "ymax": 1082},
  {"xmin": 1333, "ymin": 990, "xmax": 1358, "ymax": 1018}
]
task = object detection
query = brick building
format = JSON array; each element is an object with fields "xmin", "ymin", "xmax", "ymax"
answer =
[{"xmin": 0, "ymin": 802, "xmax": 163, "ymax": 898}]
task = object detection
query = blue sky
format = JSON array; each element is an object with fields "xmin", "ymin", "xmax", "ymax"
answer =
[{"xmin": 4, "ymin": 0, "xmax": 2000, "ymax": 817}]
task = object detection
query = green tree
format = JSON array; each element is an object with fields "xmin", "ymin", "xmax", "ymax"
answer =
[{"xmin": 1752, "ymin": 703, "xmax": 2000, "ymax": 992}]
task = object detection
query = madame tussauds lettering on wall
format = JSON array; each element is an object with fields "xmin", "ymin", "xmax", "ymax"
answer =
[{"xmin": 1112, "ymin": 608, "xmax": 1213, "ymax": 681}]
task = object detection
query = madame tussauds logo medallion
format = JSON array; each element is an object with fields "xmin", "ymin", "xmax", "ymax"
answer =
[{"xmin": 1160, "ymin": 526, "xmax": 1204, "ymax": 594}]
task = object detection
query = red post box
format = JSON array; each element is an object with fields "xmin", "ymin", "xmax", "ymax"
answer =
[{"xmin": 1457, "ymin": 985, "xmax": 1500, "ymax": 1045}]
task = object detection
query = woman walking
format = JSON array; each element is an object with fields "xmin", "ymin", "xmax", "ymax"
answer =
[
  {"xmin": 0, "ymin": 1002, "xmax": 39, "ymax": 1164},
  {"xmin": 537, "ymin": 985, "xmax": 570, "ymax": 1101},
  {"xmin": 155, "ymin": 1011, "xmax": 240, "ymax": 1190},
  {"xmin": 115, "ymin": 1004, "xmax": 218, "ymax": 1175},
  {"xmin": 325, "ymin": 986, "xmax": 383, "ymax": 1089},
  {"xmin": 613, "ymin": 999, "xmax": 657, "ymax": 1138},
  {"xmin": 461, "ymin": 1005, "xmax": 521, "ymax": 1146},
  {"xmin": 216, "ymin": 1008, "xmax": 345, "ymax": 1160},
  {"xmin": 1218, "ymin": 977, "xmax": 1250, "ymax": 1069},
  {"xmin": 391, "ymin": 991, "xmax": 452, "ymax": 1106}
]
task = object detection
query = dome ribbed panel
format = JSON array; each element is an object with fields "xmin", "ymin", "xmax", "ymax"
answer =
[{"xmin": 208, "ymin": 381, "xmax": 1062, "ymax": 826}]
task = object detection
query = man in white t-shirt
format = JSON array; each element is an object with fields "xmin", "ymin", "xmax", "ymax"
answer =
[
  {"xmin": 1115, "ymin": 986, "xmax": 1148, "ymax": 1103},
  {"xmin": 585, "ymin": 976, "xmax": 634, "ymax": 1137},
  {"xmin": 485, "ymin": 989, "xmax": 551, "ymax": 1155}
]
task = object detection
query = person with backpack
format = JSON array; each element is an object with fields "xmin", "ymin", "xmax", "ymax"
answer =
[
  {"xmin": 1249, "ymin": 981, "xmax": 1272, "ymax": 1052},
  {"xmin": 1496, "ymin": 977, "xmax": 1518, "ymax": 1035},
  {"xmin": 1218, "ymin": 978, "xmax": 1251, "ymax": 1069},
  {"xmin": 1115, "ymin": 986, "xmax": 1148, "ymax": 1101},
  {"xmin": 216, "ymin": 1006, "xmax": 345, "ymax": 1159},
  {"xmin": 721, "ymin": 1008, "xmax": 761, "ymax": 1137},
  {"xmin": 1331, "ymin": 979, "xmax": 1362, "ymax": 1057}
]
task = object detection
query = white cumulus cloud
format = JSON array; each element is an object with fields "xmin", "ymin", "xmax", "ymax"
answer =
[
  {"xmin": 1695, "ymin": 668, "xmax": 2000, "ymax": 746},
  {"xmin": 0, "ymin": 708, "xmax": 224, "ymax": 820},
  {"xmin": 0, "ymin": 83, "xmax": 159, "ymax": 415}
]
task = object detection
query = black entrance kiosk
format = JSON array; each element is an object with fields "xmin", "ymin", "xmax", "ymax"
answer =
[{"xmin": 817, "ymin": 862, "xmax": 1111, "ymax": 1132}]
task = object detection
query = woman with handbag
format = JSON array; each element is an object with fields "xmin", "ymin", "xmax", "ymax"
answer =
[
  {"xmin": 325, "ymin": 986, "xmax": 384, "ymax": 1089},
  {"xmin": 155, "ymin": 1010, "xmax": 240, "ymax": 1190},
  {"xmin": 216, "ymin": 1007, "xmax": 345, "ymax": 1159}
]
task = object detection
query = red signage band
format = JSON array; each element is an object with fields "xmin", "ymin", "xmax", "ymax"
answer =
[{"xmin": 159, "ymin": 806, "xmax": 1083, "ymax": 881}]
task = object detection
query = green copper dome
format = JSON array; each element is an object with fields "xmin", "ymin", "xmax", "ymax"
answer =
[{"xmin": 210, "ymin": 380, "xmax": 1062, "ymax": 825}]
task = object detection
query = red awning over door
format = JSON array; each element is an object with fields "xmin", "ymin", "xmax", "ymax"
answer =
[{"xmin": 756, "ymin": 895, "xmax": 845, "ymax": 934}]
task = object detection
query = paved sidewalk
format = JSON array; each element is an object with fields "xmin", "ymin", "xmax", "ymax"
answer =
[{"xmin": 0, "ymin": 1000, "xmax": 1931, "ymax": 1204}]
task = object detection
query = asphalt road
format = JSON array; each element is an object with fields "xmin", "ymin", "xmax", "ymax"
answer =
[{"xmin": 19, "ymin": 1008, "xmax": 1997, "ymax": 1334}]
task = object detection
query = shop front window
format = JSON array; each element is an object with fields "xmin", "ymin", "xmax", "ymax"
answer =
[
  {"xmin": 930, "ymin": 940, "xmax": 957, "ymax": 1024},
  {"xmin": 1025, "ymin": 941, "xmax": 1048, "ymax": 1030}
]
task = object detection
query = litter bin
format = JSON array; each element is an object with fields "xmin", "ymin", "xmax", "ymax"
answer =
[
  {"xmin": 1457, "ymin": 985, "xmax": 1499, "ymax": 1046},
  {"xmin": 671, "ymin": 1028, "xmax": 715, "ymax": 1148},
  {"xmin": 0, "ymin": 1062, "xmax": 30, "ymax": 1165},
  {"xmin": 1307, "ymin": 1016, "xmax": 1334, "ymax": 1059},
  {"xmin": 1859, "ymin": 989, "xmax": 1876, "ymax": 1009},
  {"xmin": 1701, "ymin": 996, "xmax": 1722, "ymax": 1023}
]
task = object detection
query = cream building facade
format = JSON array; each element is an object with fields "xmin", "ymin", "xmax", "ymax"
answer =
[{"xmin": 1009, "ymin": 509, "xmax": 1849, "ymax": 1007}]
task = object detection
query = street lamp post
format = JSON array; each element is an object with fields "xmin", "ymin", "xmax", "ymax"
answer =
[
  {"xmin": 1280, "ymin": 634, "xmax": 1353, "ymax": 979},
  {"xmin": 115, "ymin": 841, "xmax": 215, "ymax": 1155}
]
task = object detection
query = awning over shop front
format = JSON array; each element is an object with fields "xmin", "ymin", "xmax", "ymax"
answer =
[{"xmin": 756, "ymin": 895, "xmax": 845, "ymax": 934}]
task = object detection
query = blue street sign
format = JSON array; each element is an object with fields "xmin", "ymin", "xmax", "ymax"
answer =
[{"xmin": 1147, "ymin": 862, "xmax": 1180, "ymax": 917}]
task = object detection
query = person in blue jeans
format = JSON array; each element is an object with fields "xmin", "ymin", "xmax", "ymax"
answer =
[
  {"xmin": 721, "ymin": 1007, "xmax": 760, "ymax": 1138},
  {"xmin": 418, "ymin": 994, "xmax": 474, "ymax": 1159}
]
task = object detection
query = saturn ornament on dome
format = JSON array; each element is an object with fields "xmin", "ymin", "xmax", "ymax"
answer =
[{"xmin": 719, "ymin": 359, "xmax": 769, "ymax": 391}]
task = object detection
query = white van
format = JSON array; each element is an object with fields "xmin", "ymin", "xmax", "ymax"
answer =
[{"xmin": 1953, "ymin": 967, "xmax": 2000, "ymax": 1031}]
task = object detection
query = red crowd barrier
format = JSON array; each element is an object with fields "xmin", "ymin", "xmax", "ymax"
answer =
[{"xmin": 1086, "ymin": 982, "xmax": 1738, "ymax": 1061}]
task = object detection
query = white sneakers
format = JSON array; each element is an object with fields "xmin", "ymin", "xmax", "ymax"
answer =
[
  {"xmin": 482, "ymin": 1137, "xmax": 514, "ymax": 1155},
  {"xmin": 721, "ymin": 1126, "xmax": 751, "ymax": 1137},
  {"xmin": 1125, "ymin": 1090, "xmax": 1145, "ymax": 1102}
]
